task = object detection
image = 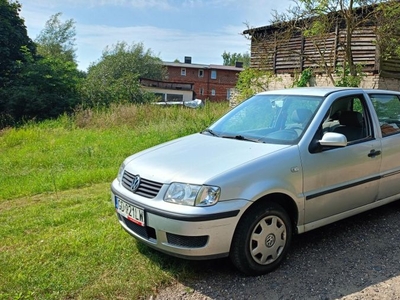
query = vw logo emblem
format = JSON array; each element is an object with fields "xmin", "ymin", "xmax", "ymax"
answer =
[
  {"xmin": 265, "ymin": 234, "xmax": 276, "ymax": 248},
  {"xmin": 130, "ymin": 175, "xmax": 141, "ymax": 192}
]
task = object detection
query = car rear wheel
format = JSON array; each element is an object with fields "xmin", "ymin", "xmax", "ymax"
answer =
[{"xmin": 230, "ymin": 202, "xmax": 292, "ymax": 276}]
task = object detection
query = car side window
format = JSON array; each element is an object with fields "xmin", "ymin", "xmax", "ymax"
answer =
[
  {"xmin": 321, "ymin": 95, "xmax": 372, "ymax": 143},
  {"xmin": 369, "ymin": 94, "xmax": 400, "ymax": 136}
]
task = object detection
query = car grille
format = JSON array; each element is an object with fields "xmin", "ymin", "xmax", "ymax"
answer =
[
  {"xmin": 166, "ymin": 233, "xmax": 208, "ymax": 248},
  {"xmin": 122, "ymin": 170, "xmax": 163, "ymax": 198}
]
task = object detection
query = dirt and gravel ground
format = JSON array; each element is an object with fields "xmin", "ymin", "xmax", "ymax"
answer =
[{"xmin": 152, "ymin": 201, "xmax": 400, "ymax": 300}]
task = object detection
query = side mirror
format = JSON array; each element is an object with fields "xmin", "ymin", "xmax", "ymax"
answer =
[{"xmin": 319, "ymin": 132, "xmax": 347, "ymax": 147}]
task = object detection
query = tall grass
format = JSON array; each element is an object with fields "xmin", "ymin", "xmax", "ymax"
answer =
[
  {"xmin": 0, "ymin": 102, "xmax": 229, "ymax": 299},
  {"xmin": 0, "ymin": 102, "xmax": 228, "ymax": 201}
]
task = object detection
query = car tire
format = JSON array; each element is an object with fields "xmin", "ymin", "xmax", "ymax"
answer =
[{"xmin": 230, "ymin": 202, "xmax": 292, "ymax": 276}]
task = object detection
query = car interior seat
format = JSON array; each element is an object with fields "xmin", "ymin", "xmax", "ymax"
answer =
[
  {"xmin": 291, "ymin": 108, "xmax": 312, "ymax": 126},
  {"xmin": 333, "ymin": 110, "xmax": 364, "ymax": 141}
]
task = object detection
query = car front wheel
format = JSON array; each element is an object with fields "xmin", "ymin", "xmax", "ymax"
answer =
[{"xmin": 230, "ymin": 202, "xmax": 292, "ymax": 276}]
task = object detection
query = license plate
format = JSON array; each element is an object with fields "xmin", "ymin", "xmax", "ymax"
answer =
[{"xmin": 115, "ymin": 196, "xmax": 145, "ymax": 227}]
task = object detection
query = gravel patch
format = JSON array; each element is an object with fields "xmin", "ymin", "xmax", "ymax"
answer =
[{"xmin": 152, "ymin": 201, "xmax": 400, "ymax": 299}]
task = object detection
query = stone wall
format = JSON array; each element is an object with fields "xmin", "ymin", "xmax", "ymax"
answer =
[
  {"xmin": 229, "ymin": 73, "xmax": 400, "ymax": 107},
  {"xmin": 258, "ymin": 73, "xmax": 400, "ymax": 91},
  {"xmin": 376, "ymin": 76, "xmax": 400, "ymax": 91},
  {"xmin": 270, "ymin": 73, "xmax": 400, "ymax": 90}
]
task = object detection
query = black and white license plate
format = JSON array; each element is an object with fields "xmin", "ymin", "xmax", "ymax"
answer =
[{"xmin": 115, "ymin": 196, "xmax": 145, "ymax": 227}]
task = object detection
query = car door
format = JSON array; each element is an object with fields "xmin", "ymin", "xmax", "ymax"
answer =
[
  {"xmin": 300, "ymin": 94, "xmax": 382, "ymax": 227},
  {"xmin": 368, "ymin": 93, "xmax": 400, "ymax": 200}
]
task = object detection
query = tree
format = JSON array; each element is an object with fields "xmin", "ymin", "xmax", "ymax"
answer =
[
  {"xmin": 82, "ymin": 41, "xmax": 166, "ymax": 107},
  {"xmin": 0, "ymin": 6, "xmax": 82, "ymax": 127},
  {"xmin": 222, "ymin": 51, "xmax": 250, "ymax": 68},
  {"xmin": 4, "ymin": 55, "xmax": 82, "ymax": 122},
  {"xmin": 35, "ymin": 12, "xmax": 77, "ymax": 64},
  {"xmin": 0, "ymin": 0, "xmax": 36, "ymax": 88},
  {"xmin": 375, "ymin": 1, "xmax": 400, "ymax": 60}
]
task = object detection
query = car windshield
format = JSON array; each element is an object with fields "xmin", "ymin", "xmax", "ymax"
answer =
[{"xmin": 207, "ymin": 94, "xmax": 323, "ymax": 144}]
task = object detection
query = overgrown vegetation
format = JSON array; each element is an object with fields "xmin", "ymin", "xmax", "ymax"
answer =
[
  {"xmin": 293, "ymin": 68, "xmax": 313, "ymax": 87},
  {"xmin": 81, "ymin": 42, "xmax": 166, "ymax": 108},
  {"xmin": 0, "ymin": 102, "xmax": 229, "ymax": 299},
  {"xmin": 235, "ymin": 68, "xmax": 282, "ymax": 101},
  {"xmin": 334, "ymin": 64, "xmax": 365, "ymax": 87},
  {"xmin": 0, "ymin": 103, "xmax": 227, "ymax": 201}
]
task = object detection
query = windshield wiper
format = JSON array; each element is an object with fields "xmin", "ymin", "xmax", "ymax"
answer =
[
  {"xmin": 202, "ymin": 130, "xmax": 263, "ymax": 143},
  {"xmin": 202, "ymin": 128, "xmax": 219, "ymax": 137},
  {"xmin": 221, "ymin": 134, "xmax": 263, "ymax": 143}
]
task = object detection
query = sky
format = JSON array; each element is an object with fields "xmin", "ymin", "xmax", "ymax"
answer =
[{"xmin": 17, "ymin": 0, "xmax": 292, "ymax": 71}]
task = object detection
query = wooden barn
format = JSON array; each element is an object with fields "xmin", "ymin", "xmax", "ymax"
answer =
[{"xmin": 243, "ymin": 4, "xmax": 400, "ymax": 90}]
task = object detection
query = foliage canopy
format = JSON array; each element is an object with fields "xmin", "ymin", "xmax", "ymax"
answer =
[
  {"xmin": 82, "ymin": 41, "xmax": 166, "ymax": 107},
  {"xmin": 3, "ymin": 55, "xmax": 83, "ymax": 123},
  {"xmin": 0, "ymin": 0, "xmax": 36, "ymax": 88},
  {"xmin": 0, "ymin": 2, "xmax": 82, "ymax": 127},
  {"xmin": 35, "ymin": 12, "xmax": 77, "ymax": 64},
  {"xmin": 222, "ymin": 51, "xmax": 250, "ymax": 68}
]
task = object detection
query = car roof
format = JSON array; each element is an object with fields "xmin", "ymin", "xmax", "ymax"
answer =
[
  {"xmin": 257, "ymin": 87, "xmax": 400, "ymax": 97},
  {"xmin": 257, "ymin": 87, "xmax": 360, "ymax": 97}
]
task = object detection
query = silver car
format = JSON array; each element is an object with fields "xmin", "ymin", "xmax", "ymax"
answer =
[{"xmin": 111, "ymin": 87, "xmax": 400, "ymax": 275}]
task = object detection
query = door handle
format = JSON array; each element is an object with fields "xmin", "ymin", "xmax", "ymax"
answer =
[{"xmin": 368, "ymin": 149, "xmax": 381, "ymax": 158}]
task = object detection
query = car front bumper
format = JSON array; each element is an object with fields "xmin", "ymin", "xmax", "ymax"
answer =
[{"xmin": 111, "ymin": 179, "xmax": 249, "ymax": 260}]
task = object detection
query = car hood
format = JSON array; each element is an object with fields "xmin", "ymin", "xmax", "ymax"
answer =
[{"xmin": 124, "ymin": 133, "xmax": 290, "ymax": 184}]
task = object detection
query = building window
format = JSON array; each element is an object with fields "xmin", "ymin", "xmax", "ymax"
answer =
[
  {"xmin": 181, "ymin": 68, "xmax": 186, "ymax": 76},
  {"xmin": 211, "ymin": 70, "xmax": 217, "ymax": 79},
  {"xmin": 155, "ymin": 93, "xmax": 166, "ymax": 102},
  {"xmin": 198, "ymin": 69, "xmax": 204, "ymax": 77},
  {"xmin": 199, "ymin": 88, "xmax": 204, "ymax": 95},
  {"xmin": 166, "ymin": 94, "xmax": 184, "ymax": 102},
  {"xmin": 211, "ymin": 89, "xmax": 216, "ymax": 96}
]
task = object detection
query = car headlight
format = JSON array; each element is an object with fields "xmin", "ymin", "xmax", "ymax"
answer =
[
  {"xmin": 117, "ymin": 163, "xmax": 125, "ymax": 182},
  {"xmin": 164, "ymin": 183, "xmax": 220, "ymax": 206}
]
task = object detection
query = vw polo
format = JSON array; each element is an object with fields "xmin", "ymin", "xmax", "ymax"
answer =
[{"xmin": 111, "ymin": 87, "xmax": 400, "ymax": 275}]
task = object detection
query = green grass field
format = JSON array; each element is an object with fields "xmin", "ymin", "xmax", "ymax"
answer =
[{"xmin": 0, "ymin": 103, "xmax": 229, "ymax": 299}]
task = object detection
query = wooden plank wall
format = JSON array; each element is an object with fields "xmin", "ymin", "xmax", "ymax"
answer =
[
  {"xmin": 381, "ymin": 57, "xmax": 400, "ymax": 79},
  {"xmin": 250, "ymin": 25, "xmax": 399, "ymax": 78}
]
